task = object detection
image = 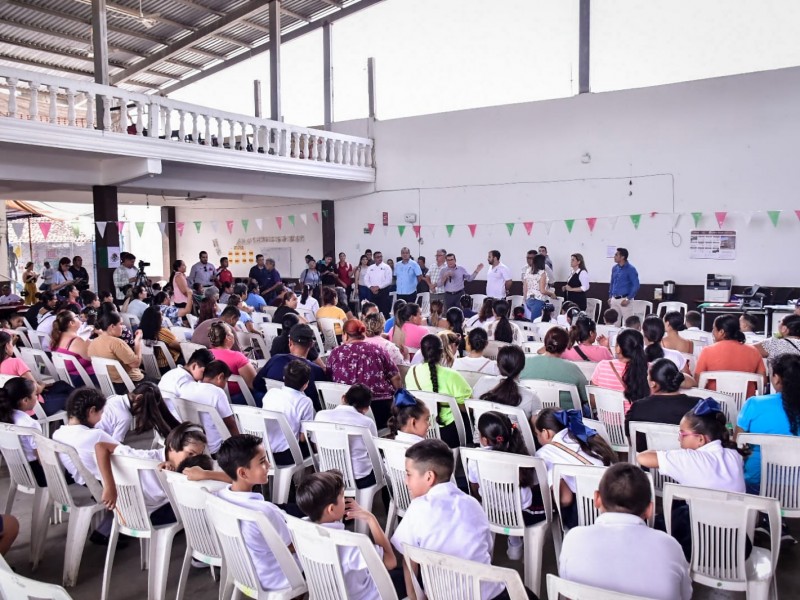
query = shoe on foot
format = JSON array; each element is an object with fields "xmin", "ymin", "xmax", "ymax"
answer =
[
  {"xmin": 89, "ymin": 531, "xmax": 130, "ymax": 547},
  {"xmin": 191, "ymin": 559, "xmax": 210, "ymax": 569},
  {"xmin": 506, "ymin": 541, "xmax": 523, "ymax": 561},
  {"xmin": 781, "ymin": 523, "xmax": 798, "ymax": 546},
  {"xmin": 755, "ymin": 514, "xmax": 770, "ymax": 537}
]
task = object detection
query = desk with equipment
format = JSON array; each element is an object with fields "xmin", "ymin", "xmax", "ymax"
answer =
[{"xmin": 699, "ymin": 277, "xmax": 774, "ymax": 332}]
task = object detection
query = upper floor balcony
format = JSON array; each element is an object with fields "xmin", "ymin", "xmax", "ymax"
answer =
[{"xmin": 0, "ymin": 66, "xmax": 375, "ymax": 193}]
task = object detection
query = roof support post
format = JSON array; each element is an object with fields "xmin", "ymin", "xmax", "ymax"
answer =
[
  {"xmin": 269, "ymin": 0, "xmax": 282, "ymax": 121},
  {"xmin": 92, "ymin": 0, "xmax": 111, "ymax": 128},
  {"xmin": 254, "ymin": 79, "xmax": 262, "ymax": 117},
  {"xmin": 578, "ymin": 0, "xmax": 591, "ymax": 94},
  {"xmin": 93, "ymin": 185, "xmax": 119, "ymax": 295},
  {"xmin": 323, "ymin": 20, "xmax": 333, "ymax": 130},
  {"xmin": 367, "ymin": 56, "xmax": 377, "ymax": 119}
]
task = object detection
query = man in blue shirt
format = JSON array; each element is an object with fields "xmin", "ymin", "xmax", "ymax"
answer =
[
  {"xmin": 394, "ymin": 247, "xmax": 423, "ymax": 303},
  {"xmin": 608, "ymin": 247, "xmax": 640, "ymax": 326},
  {"xmin": 248, "ymin": 255, "xmax": 282, "ymax": 302}
]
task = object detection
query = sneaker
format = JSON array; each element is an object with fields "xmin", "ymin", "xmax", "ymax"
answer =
[
  {"xmin": 191, "ymin": 559, "xmax": 210, "ymax": 569},
  {"xmin": 506, "ymin": 540, "xmax": 523, "ymax": 561},
  {"xmin": 89, "ymin": 531, "xmax": 130, "ymax": 547},
  {"xmin": 781, "ymin": 524, "xmax": 798, "ymax": 546}
]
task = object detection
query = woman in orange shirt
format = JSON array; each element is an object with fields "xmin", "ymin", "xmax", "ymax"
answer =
[{"xmin": 695, "ymin": 314, "xmax": 766, "ymax": 395}]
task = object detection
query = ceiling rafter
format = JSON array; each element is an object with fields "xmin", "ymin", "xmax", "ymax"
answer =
[
  {"xmin": 0, "ymin": 53, "xmax": 162, "ymax": 89},
  {"xmin": 317, "ymin": 0, "xmax": 344, "ymax": 6}
]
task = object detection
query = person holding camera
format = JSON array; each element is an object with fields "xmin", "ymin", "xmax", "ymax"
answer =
[{"xmin": 113, "ymin": 253, "xmax": 139, "ymax": 304}]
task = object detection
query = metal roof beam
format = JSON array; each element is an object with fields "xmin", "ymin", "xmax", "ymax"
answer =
[
  {"xmin": 110, "ymin": 0, "xmax": 270, "ymax": 84},
  {"xmin": 317, "ymin": 0, "xmax": 344, "ymax": 6},
  {"xmin": 0, "ymin": 53, "xmax": 162, "ymax": 89},
  {"xmin": 279, "ymin": 7, "xmax": 310, "ymax": 23}
]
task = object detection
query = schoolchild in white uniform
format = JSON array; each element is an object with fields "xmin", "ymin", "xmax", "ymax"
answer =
[
  {"xmin": 296, "ymin": 470, "xmax": 401, "ymax": 600},
  {"xmin": 534, "ymin": 408, "xmax": 617, "ymax": 529},
  {"xmin": 388, "ymin": 389, "xmax": 430, "ymax": 445},
  {"xmin": 158, "ymin": 348, "xmax": 214, "ymax": 420},
  {"xmin": 261, "ymin": 360, "xmax": 314, "ymax": 465},
  {"xmin": 178, "ymin": 360, "xmax": 240, "ymax": 455},
  {"xmin": 314, "ymin": 384, "xmax": 378, "ymax": 487},
  {"xmin": 0, "ymin": 377, "xmax": 46, "ymax": 486},
  {"xmin": 559, "ymin": 463, "xmax": 692, "ymax": 600}
]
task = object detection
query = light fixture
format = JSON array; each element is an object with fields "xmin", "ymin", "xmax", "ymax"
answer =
[{"xmin": 581, "ymin": 153, "xmax": 591, "ymax": 164}]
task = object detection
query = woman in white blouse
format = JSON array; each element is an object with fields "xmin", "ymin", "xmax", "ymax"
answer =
[{"xmin": 562, "ymin": 253, "xmax": 590, "ymax": 312}]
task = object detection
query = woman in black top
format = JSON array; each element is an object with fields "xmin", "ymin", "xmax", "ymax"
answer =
[
  {"xmin": 273, "ymin": 290, "xmax": 303, "ymax": 325},
  {"xmin": 562, "ymin": 253, "xmax": 589, "ymax": 311}
]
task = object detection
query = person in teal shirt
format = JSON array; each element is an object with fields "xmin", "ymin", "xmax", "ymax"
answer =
[
  {"xmin": 519, "ymin": 327, "xmax": 588, "ymax": 409},
  {"xmin": 394, "ymin": 247, "xmax": 423, "ymax": 303}
]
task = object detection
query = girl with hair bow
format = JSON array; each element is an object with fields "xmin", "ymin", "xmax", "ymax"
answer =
[{"xmin": 388, "ymin": 389, "xmax": 431, "ymax": 444}]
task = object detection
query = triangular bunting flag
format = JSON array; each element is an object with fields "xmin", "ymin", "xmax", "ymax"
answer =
[
  {"xmin": 767, "ymin": 210, "xmax": 781, "ymax": 227},
  {"xmin": 505, "ymin": 223, "xmax": 515, "ymax": 236},
  {"xmin": 445, "ymin": 224, "xmax": 455, "ymax": 237},
  {"xmin": 629, "ymin": 214, "xmax": 642, "ymax": 229},
  {"xmin": 691, "ymin": 212, "xmax": 703, "ymax": 227},
  {"xmin": 742, "ymin": 212, "xmax": 754, "ymax": 227},
  {"xmin": 367, "ymin": 223, "xmax": 375, "ymax": 234},
  {"xmin": 565, "ymin": 219, "xmax": 575, "ymax": 233},
  {"xmin": 608, "ymin": 216, "xmax": 619, "ymax": 230},
  {"xmin": 468, "ymin": 224, "xmax": 477, "ymax": 237},
  {"xmin": 275, "ymin": 217, "xmax": 283, "ymax": 230},
  {"xmin": 542, "ymin": 221, "xmax": 553, "ymax": 235},
  {"xmin": 135, "ymin": 222, "xmax": 145, "ymax": 237},
  {"xmin": 96, "ymin": 221, "xmax": 107, "ymax": 238},
  {"xmin": 117, "ymin": 221, "xmax": 125, "ymax": 234},
  {"xmin": 714, "ymin": 212, "xmax": 727, "ymax": 229},
  {"xmin": 70, "ymin": 222, "xmax": 80, "ymax": 238},
  {"xmin": 413, "ymin": 225, "xmax": 421, "ymax": 238},
  {"xmin": 523, "ymin": 222, "xmax": 533, "ymax": 235},
  {"xmin": 11, "ymin": 222, "xmax": 24, "ymax": 239},
  {"xmin": 39, "ymin": 222, "xmax": 52, "ymax": 240},
  {"xmin": 242, "ymin": 219, "xmax": 249, "ymax": 232},
  {"xmin": 255, "ymin": 218, "xmax": 263, "ymax": 231},
  {"xmin": 300, "ymin": 214, "xmax": 307, "ymax": 225},
  {"xmin": 176, "ymin": 222, "xmax": 185, "ymax": 236},
  {"xmin": 312, "ymin": 212, "xmax": 320, "ymax": 223},
  {"xmin": 322, "ymin": 209, "xmax": 329, "ymax": 218},
  {"xmin": 288, "ymin": 215, "xmax": 295, "ymax": 226},
  {"xmin": 210, "ymin": 221, "xmax": 219, "ymax": 233},
  {"xmin": 398, "ymin": 225, "xmax": 406, "ymax": 237},
  {"xmin": 194, "ymin": 221, "xmax": 202, "ymax": 233},
  {"xmin": 795, "ymin": 210, "xmax": 800, "ymax": 222},
  {"xmin": 586, "ymin": 217, "xmax": 597, "ymax": 232},
  {"xmin": 226, "ymin": 220, "xmax": 234, "ymax": 234},
  {"xmin": 157, "ymin": 222, "xmax": 167, "ymax": 236}
]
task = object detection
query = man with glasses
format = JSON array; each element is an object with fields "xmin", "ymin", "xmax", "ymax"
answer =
[
  {"xmin": 523, "ymin": 249, "xmax": 554, "ymax": 287},
  {"xmin": 440, "ymin": 253, "xmax": 483, "ymax": 310},
  {"xmin": 426, "ymin": 248, "xmax": 448, "ymax": 306},
  {"xmin": 188, "ymin": 251, "xmax": 215, "ymax": 288},
  {"xmin": 364, "ymin": 251, "xmax": 393, "ymax": 317},
  {"xmin": 608, "ymin": 247, "xmax": 640, "ymax": 326}
]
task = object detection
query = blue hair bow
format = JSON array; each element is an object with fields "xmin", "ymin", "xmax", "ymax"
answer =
[
  {"xmin": 693, "ymin": 397, "xmax": 723, "ymax": 417},
  {"xmin": 553, "ymin": 409, "xmax": 597, "ymax": 443},
  {"xmin": 394, "ymin": 389, "xmax": 419, "ymax": 408}
]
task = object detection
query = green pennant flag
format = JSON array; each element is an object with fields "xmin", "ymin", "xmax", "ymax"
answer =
[
  {"xmin": 398, "ymin": 225, "xmax": 406, "ymax": 236},
  {"xmin": 767, "ymin": 210, "xmax": 781, "ymax": 227},
  {"xmin": 630, "ymin": 214, "xmax": 642, "ymax": 229},
  {"xmin": 692, "ymin": 212, "xmax": 703, "ymax": 227},
  {"xmin": 445, "ymin": 224, "xmax": 455, "ymax": 237},
  {"xmin": 71, "ymin": 222, "xmax": 80, "ymax": 238},
  {"xmin": 565, "ymin": 219, "xmax": 575, "ymax": 233},
  {"xmin": 505, "ymin": 223, "xmax": 515, "ymax": 236},
  {"xmin": 135, "ymin": 222, "xmax": 145, "ymax": 237},
  {"xmin": 193, "ymin": 221, "xmax": 202, "ymax": 233},
  {"xmin": 288, "ymin": 215, "xmax": 295, "ymax": 226},
  {"xmin": 242, "ymin": 219, "xmax": 249, "ymax": 232}
]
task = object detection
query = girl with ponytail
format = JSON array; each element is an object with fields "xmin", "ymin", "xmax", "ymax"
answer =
[
  {"xmin": 642, "ymin": 316, "xmax": 696, "ymax": 387},
  {"xmin": 486, "ymin": 300, "xmax": 523, "ymax": 345},
  {"xmin": 452, "ymin": 328, "xmax": 500, "ymax": 375},
  {"xmin": 562, "ymin": 316, "xmax": 613, "ymax": 363},
  {"xmin": 476, "ymin": 345, "xmax": 540, "ymax": 420},
  {"xmin": 591, "ymin": 328, "xmax": 650, "ymax": 412},
  {"xmin": 0, "ymin": 377, "xmax": 46, "ymax": 486},
  {"xmin": 695, "ymin": 314, "xmax": 766, "ymax": 393},
  {"xmin": 388, "ymin": 389, "xmax": 431, "ymax": 443}
]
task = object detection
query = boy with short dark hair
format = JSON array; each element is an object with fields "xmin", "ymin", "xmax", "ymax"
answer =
[
  {"xmin": 261, "ymin": 359, "xmax": 315, "ymax": 465},
  {"xmin": 296, "ymin": 471, "xmax": 398, "ymax": 599},
  {"xmin": 685, "ymin": 311, "xmax": 702, "ymax": 330},
  {"xmin": 624, "ymin": 314, "xmax": 641, "ymax": 331},
  {"xmin": 603, "ymin": 308, "xmax": 619, "ymax": 326},
  {"xmin": 216, "ymin": 434, "xmax": 298, "ymax": 591},
  {"xmin": 559, "ymin": 463, "xmax": 691, "ymax": 600}
]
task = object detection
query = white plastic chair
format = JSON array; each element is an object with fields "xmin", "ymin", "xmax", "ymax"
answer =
[
  {"xmin": 415, "ymin": 291, "xmax": 432, "ymax": 318},
  {"xmin": 585, "ymin": 385, "xmax": 629, "ymax": 453},
  {"xmin": 520, "ymin": 378, "xmax": 580, "ymax": 410},
  {"xmin": 663, "ymin": 483, "xmax": 781, "ymax": 599},
  {"xmin": 464, "ymin": 399, "xmax": 536, "ymax": 455},
  {"xmin": 258, "ymin": 321, "xmax": 283, "ymax": 339},
  {"xmin": 179, "ymin": 341, "xmax": 207, "ymax": 363},
  {"xmin": 411, "ymin": 390, "xmax": 468, "ymax": 448},
  {"xmin": 583, "ymin": 418, "xmax": 612, "ymax": 446},
  {"xmin": 628, "ymin": 421, "xmax": 681, "ymax": 496},
  {"xmin": 372, "ymin": 437, "xmax": 415, "ymax": 538},
  {"xmin": 301, "ymin": 421, "xmax": 385, "ymax": 534},
  {"xmin": 521, "ymin": 341, "xmax": 544, "ymax": 354},
  {"xmin": 263, "ymin": 377, "xmax": 284, "ymax": 391},
  {"xmin": 456, "ymin": 370, "xmax": 490, "ymax": 389},
  {"xmin": 738, "ymin": 433, "xmax": 800, "ymax": 518},
  {"xmin": 35, "ymin": 435, "xmax": 107, "ymax": 587},
  {"xmin": 657, "ymin": 301, "xmax": 688, "ymax": 318},
  {"xmin": 460, "ymin": 448, "xmax": 551, "ymax": 596},
  {"xmin": 0, "ymin": 564, "xmax": 73, "ymax": 600},
  {"xmin": 546, "ymin": 574, "xmax": 655, "ymax": 600},
  {"xmin": 226, "ymin": 375, "xmax": 257, "ymax": 407},
  {"xmin": 317, "ymin": 317, "xmax": 343, "ymax": 352},
  {"xmin": 470, "ymin": 293, "xmax": 487, "ymax": 313},
  {"xmin": 119, "ymin": 312, "xmax": 140, "ymax": 331},
  {"xmin": 204, "ymin": 491, "xmax": 308, "ymax": 600},
  {"xmin": 171, "ymin": 396, "xmax": 232, "ymax": 448},
  {"xmin": 685, "ymin": 387, "xmax": 740, "ymax": 425},
  {"xmin": 585, "ymin": 298, "xmax": 602, "ymax": 323},
  {"xmin": 573, "ymin": 360, "xmax": 598, "ymax": 382},
  {"xmin": 100, "ymin": 454, "xmax": 183, "ymax": 600},
  {"xmin": 508, "ymin": 294, "xmax": 525, "ymax": 312},
  {"xmin": 629, "ymin": 300, "xmax": 653, "ymax": 322},
  {"xmin": 550, "ymin": 297, "xmax": 564, "ymax": 318},
  {"xmin": 482, "ymin": 340, "xmax": 511, "ymax": 360},
  {"xmin": 233, "ymin": 406, "xmax": 313, "ymax": 504},
  {"xmin": 534, "ymin": 321, "xmax": 559, "ymax": 342},
  {"xmin": 285, "ymin": 514, "xmax": 399, "ymax": 600},
  {"xmin": 12, "ymin": 327, "xmax": 33, "ymax": 348},
  {"xmin": 27, "ymin": 329, "xmax": 46, "ymax": 351},
  {"xmin": 0, "ymin": 425, "xmax": 50, "ymax": 567},
  {"xmin": 19, "ymin": 347, "xmax": 57, "ymax": 384},
  {"xmin": 697, "ymin": 371, "xmax": 765, "ymax": 411},
  {"xmin": 170, "ymin": 326, "xmax": 194, "ymax": 341},
  {"xmin": 517, "ymin": 322, "xmax": 539, "ymax": 343},
  {"xmin": 52, "ymin": 352, "xmax": 94, "ymax": 388},
  {"xmin": 402, "ymin": 545, "xmax": 530, "ymax": 600},
  {"xmin": 186, "ymin": 313, "xmax": 198, "ymax": 330},
  {"xmin": 140, "ymin": 342, "xmax": 175, "ymax": 381},
  {"xmin": 91, "ymin": 356, "xmax": 135, "ymax": 396},
  {"xmin": 315, "ymin": 381, "xmax": 352, "ymax": 410},
  {"xmin": 237, "ymin": 331, "xmax": 270, "ymax": 361}
]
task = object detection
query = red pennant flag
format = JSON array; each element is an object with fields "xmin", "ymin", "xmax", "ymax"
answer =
[
  {"xmin": 38, "ymin": 222, "xmax": 52, "ymax": 240},
  {"xmin": 312, "ymin": 212, "xmax": 320, "ymax": 223},
  {"xmin": 795, "ymin": 210, "xmax": 800, "ymax": 222},
  {"xmin": 276, "ymin": 216, "xmax": 283, "ymax": 230},
  {"xmin": 413, "ymin": 225, "xmax": 421, "ymax": 238},
  {"xmin": 715, "ymin": 211, "xmax": 727, "ymax": 228},
  {"xmin": 467, "ymin": 224, "xmax": 477, "ymax": 237},
  {"xmin": 523, "ymin": 222, "xmax": 533, "ymax": 235},
  {"xmin": 226, "ymin": 220, "xmax": 234, "ymax": 234},
  {"xmin": 117, "ymin": 221, "xmax": 125, "ymax": 233},
  {"xmin": 367, "ymin": 223, "xmax": 375, "ymax": 234},
  {"xmin": 176, "ymin": 222, "xmax": 185, "ymax": 236},
  {"xmin": 586, "ymin": 217, "xmax": 597, "ymax": 232}
]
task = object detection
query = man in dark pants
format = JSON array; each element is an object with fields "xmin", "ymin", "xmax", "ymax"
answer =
[
  {"xmin": 364, "ymin": 251, "xmax": 393, "ymax": 317},
  {"xmin": 439, "ymin": 253, "xmax": 483, "ymax": 310}
]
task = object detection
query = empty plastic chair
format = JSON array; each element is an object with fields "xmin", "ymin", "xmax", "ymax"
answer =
[
  {"xmin": 585, "ymin": 298, "xmax": 602, "ymax": 323},
  {"xmin": 738, "ymin": 433, "xmax": 800, "ymax": 518},
  {"xmin": 0, "ymin": 564, "xmax": 73, "ymax": 599},
  {"xmin": 585, "ymin": 386, "xmax": 629, "ymax": 453},
  {"xmin": 657, "ymin": 301, "xmax": 688, "ymax": 318},
  {"xmin": 372, "ymin": 437, "xmax": 415, "ymax": 538}
]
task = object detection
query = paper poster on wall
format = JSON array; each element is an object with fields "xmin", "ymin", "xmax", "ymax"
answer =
[
  {"xmin": 606, "ymin": 245, "xmax": 617, "ymax": 258},
  {"xmin": 107, "ymin": 247, "xmax": 121, "ymax": 268},
  {"xmin": 689, "ymin": 230, "xmax": 736, "ymax": 260}
]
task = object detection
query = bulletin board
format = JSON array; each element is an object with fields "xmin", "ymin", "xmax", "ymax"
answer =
[{"xmin": 260, "ymin": 247, "xmax": 291, "ymax": 277}]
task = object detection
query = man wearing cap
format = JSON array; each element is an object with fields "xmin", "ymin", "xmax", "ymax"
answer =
[
  {"xmin": 253, "ymin": 324, "xmax": 329, "ymax": 411},
  {"xmin": 188, "ymin": 251, "xmax": 215, "ymax": 288}
]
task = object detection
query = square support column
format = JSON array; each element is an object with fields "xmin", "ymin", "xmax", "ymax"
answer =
[
  {"xmin": 93, "ymin": 185, "xmax": 119, "ymax": 294},
  {"xmin": 323, "ymin": 21, "xmax": 334, "ymax": 130},
  {"xmin": 269, "ymin": 0, "xmax": 282, "ymax": 121},
  {"xmin": 321, "ymin": 200, "xmax": 335, "ymax": 257}
]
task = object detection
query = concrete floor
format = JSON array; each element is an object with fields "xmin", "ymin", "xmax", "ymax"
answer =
[{"xmin": 2, "ymin": 451, "xmax": 799, "ymax": 599}]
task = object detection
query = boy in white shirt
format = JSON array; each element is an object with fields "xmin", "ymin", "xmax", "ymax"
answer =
[
  {"xmin": 158, "ymin": 348, "xmax": 214, "ymax": 419},
  {"xmin": 179, "ymin": 360, "xmax": 240, "ymax": 455},
  {"xmin": 261, "ymin": 359, "xmax": 314, "ymax": 466},
  {"xmin": 296, "ymin": 470, "xmax": 401, "ymax": 599},
  {"xmin": 559, "ymin": 463, "xmax": 692, "ymax": 600}
]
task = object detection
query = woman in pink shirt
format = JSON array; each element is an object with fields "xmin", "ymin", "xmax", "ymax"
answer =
[
  {"xmin": 562, "ymin": 315, "xmax": 614, "ymax": 363},
  {"xmin": 0, "ymin": 330, "xmax": 66, "ymax": 415},
  {"xmin": 168, "ymin": 260, "xmax": 190, "ymax": 308},
  {"xmin": 207, "ymin": 321, "xmax": 259, "ymax": 405},
  {"xmin": 388, "ymin": 303, "xmax": 429, "ymax": 352},
  {"xmin": 591, "ymin": 329, "xmax": 650, "ymax": 412}
]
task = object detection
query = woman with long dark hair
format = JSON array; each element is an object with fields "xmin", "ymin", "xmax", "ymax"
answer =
[
  {"xmin": 51, "ymin": 310, "xmax": 96, "ymax": 383},
  {"xmin": 591, "ymin": 328, "xmax": 650, "ymax": 412},
  {"xmin": 139, "ymin": 306, "xmax": 181, "ymax": 371},
  {"xmin": 562, "ymin": 315, "xmax": 613, "ymax": 362},
  {"xmin": 465, "ymin": 297, "xmax": 496, "ymax": 330},
  {"xmin": 168, "ymin": 260, "xmax": 190, "ymax": 309},
  {"xmin": 452, "ymin": 328, "xmax": 500, "ymax": 375},
  {"xmin": 562, "ymin": 253, "xmax": 590, "ymax": 311},
  {"xmin": 298, "ymin": 284, "xmax": 320, "ymax": 324},
  {"xmin": 695, "ymin": 314, "xmax": 766, "ymax": 394},
  {"xmin": 486, "ymin": 300, "xmax": 523, "ymax": 344},
  {"xmin": 523, "ymin": 254, "xmax": 556, "ymax": 320},
  {"xmin": 642, "ymin": 316, "xmax": 695, "ymax": 387},
  {"xmin": 475, "ymin": 345, "xmax": 540, "ymax": 420}
]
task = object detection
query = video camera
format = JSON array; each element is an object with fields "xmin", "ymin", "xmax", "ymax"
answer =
[{"xmin": 138, "ymin": 260, "xmax": 151, "ymax": 270}]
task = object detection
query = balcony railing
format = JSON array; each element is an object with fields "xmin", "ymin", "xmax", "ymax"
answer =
[{"xmin": 0, "ymin": 66, "xmax": 373, "ymax": 173}]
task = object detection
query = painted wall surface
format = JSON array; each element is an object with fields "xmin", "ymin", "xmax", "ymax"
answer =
[{"xmin": 332, "ymin": 67, "xmax": 800, "ymax": 292}]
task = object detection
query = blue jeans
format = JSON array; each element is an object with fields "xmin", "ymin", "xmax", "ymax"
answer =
[{"xmin": 526, "ymin": 298, "xmax": 545, "ymax": 320}]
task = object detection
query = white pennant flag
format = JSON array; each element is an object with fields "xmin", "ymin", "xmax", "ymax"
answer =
[
  {"xmin": 300, "ymin": 214, "xmax": 308, "ymax": 225},
  {"xmin": 608, "ymin": 216, "xmax": 620, "ymax": 230},
  {"xmin": 157, "ymin": 222, "xmax": 167, "ymax": 236},
  {"xmin": 541, "ymin": 221, "xmax": 553, "ymax": 235},
  {"xmin": 672, "ymin": 213, "xmax": 681, "ymax": 229},
  {"xmin": 382, "ymin": 226, "xmax": 388, "ymax": 236},
  {"xmin": 96, "ymin": 221, "xmax": 107, "ymax": 238},
  {"xmin": 741, "ymin": 212, "xmax": 754, "ymax": 227},
  {"xmin": 10, "ymin": 222, "xmax": 24, "ymax": 239},
  {"xmin": 210, "ymin": 221, "xmax": 219, "ymax": 233},
  {"xmin": 255, "ymin": 218, "xmax": 263, "ymax": 231}
]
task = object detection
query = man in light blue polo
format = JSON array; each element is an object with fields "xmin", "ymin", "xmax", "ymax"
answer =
[{"xmin": 394, "ymin": 247, "xmax": 423, "ymax": 303}]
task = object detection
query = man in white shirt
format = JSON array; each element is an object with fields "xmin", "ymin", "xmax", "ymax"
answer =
[
  {"xmin": 484, "ymin": 250, "xmax": 512, "ymax": 299},
  {"xmin": 363, "ymin": 251, "xmax": 393, "ymax": 317},
  {"xmin": 559, "ymin": 463, "xmax": 692, "ymax": 600},
  {"xmin": 188, "ymin": 251, "xmax": 215, "ymax": 288},
  {"xmin": 0, "ymin": 284, "xmax": 22, "ymax": 305},
  {"xmin": 113, "ymin": 252, "xmax": 139, "ymax": 302}
]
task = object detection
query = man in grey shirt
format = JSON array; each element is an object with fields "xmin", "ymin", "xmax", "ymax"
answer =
[
  {"xmin": 439, "ymin": 253, "xmax": 483, "ymax": 310},
  {"xmin": 188, "ymin": 251, "xmax": 215, "ymax": 287}
]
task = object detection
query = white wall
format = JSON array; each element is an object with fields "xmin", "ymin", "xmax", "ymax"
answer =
[{"xmin": 333, "ymin": 66, "xmax": 800, "ymax": 291}]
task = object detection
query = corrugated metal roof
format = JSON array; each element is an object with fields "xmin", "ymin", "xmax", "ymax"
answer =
[{"xmin": 0, "ymin": 0, "xmax": 383, "ymax": 95}]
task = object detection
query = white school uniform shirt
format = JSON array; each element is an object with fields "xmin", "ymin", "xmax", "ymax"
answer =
[
  {"xmin": 12, "ymin": 410, "xmax": 42, "ymax": 462},
  {"xmin": 112, "ymin": 445, "xmax": 168, "ymax": 512},
  {"xmin": 158, "ymin": 367, "xmax": 195, "ymax": 420},
  {"xmin": 321, "ymin": 521, "xmax": 384, "ymax": 600},
  {"xmin": 535, "ymin": 428, "xmax": 604, "ymax": 492},
  {"xmin": 37, "ymin": 313, "xmax": 56, "ymax": 350},
  {"xmin": 314, "ymin": 405, "xmax": 377, "ymax": 479},
  {"xmin": 657, "ymin": 440, "xmax": 746, "ymax": 493},
  {"xmin": 486, "ymin": 263, "xmax": 512, "ymax": 299},
  {"xmin": 95, "ymin": 395, "xmax": 133, "ymax": 443},
  {"xmin": 659, "ymin": 347, "xmax": 688, "ymax": 371},
  {"xmin": 559, "ymin": 512, "xmax": 692, "ymax": 600},
  {"xmin": 394, "ymin": 431, "xmax": 425, "ymax": 444},
  {"xmin": 52, "ymin": 424, "xmax": 117, "ymax": 485},
  {"xmin": 466, "ymin": 446, "xmax": 532, "ymax": 509},
  {"xmin": 261, "ymin": 386, "xmax": 315, "ymax": 453},
  {"xmin": 470, "ymin": 377, "xmax": 541, "ymax": 420},
  {"xmin": 216, "ymin": 486, "xmax": 296, "ymax": 591},
  {"xmin": 452, "ymin": 356, "xmax": 500, "ymax": 376},
  {"xmin": 465, "ymin": 315, "xmax": 495, "ymax": 330},
  {"xmin": 391, "ymin": 482, "xmax": 503, "ymax": 600},
  {"xmin": 178, "ymin": 381, "xmax": 233, "ymax": 454}
]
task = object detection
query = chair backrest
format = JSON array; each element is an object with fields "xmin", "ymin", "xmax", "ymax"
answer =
[
  {"xmin": 91, "ymin": 356, "xmax": 135, "ymax": 396},
  {"xmin": 301, "ymin": 421, "xmax": 384, "ymax": 493},
  {"xmin": 520, "ymin": 378, "xmax": 580, "ymax": 410},
  {"xmin": 27, "ymin": 328, "xmax": 45, "ymax": 350},
  {"xmin": 470, "ymin": 294, "xmax": 487, "ymax": 313},
  {"xmin": 585, "ymin": 386, "xmax": 629, "ymax": 451},
  {"xmin": 317, "ymin": 318, "xmax": 342, "ymax": 352},
  {"xmin": 415, "ymin": 292, "xmax": 432, "ymax": 318},
  {"xmin": 119, "ymin": 312, "xmax": 140, "ymax": 332},
  {"xmin": 179, "ymin": 341, "xmax": 207, "ymax": 363},
  {"xmin": 550, "ymin": 297, "xmax": 563, "ymax": 318},
  {"xmin": 109, "ymin": 453, "xmax": 162, "ymax": 535},
  {"xmin": 12, "ymin": 327, "xmax": 33, "ymax": 349},
  {"xmin": 238, "ymin": 331, "xmax": 270, "ymax": 360},
  {"xmin": 285, "ymin": 515, "xmax": 399, "ymax": 600},
  {"xmin": 464, "ymin": 399, "xmax": 536, "ymax": 455},
  {"xmin": 258, "ymin": 321, "xmax": 283, "ymax": 339},
  {"xmin": 171, "ymin": 396, "xmax": 231, "ymax": 446},
  {"xmin": 507, "ymin": 295, "xmax": 524, "ymax": 312},
  {"xmin": 629, "ymin": 300, "xmax": 653, "ymax": 321},
  {"xmin": 697, "ymin": 371, "xmax": 764, "ymax": 410},
  {"xmin": 585, "ymin": 298, "xmax": 602, "ymax": 323},
  {"xmin": 19, "ymin": 347, "xmax": 58, "ymax": 382},
  {"xmin": 657, "ymin": 301, "xmax": 688, "ymax": 318},
  {"xmin": 459, "ymin": 448, "xmax": 551, "ymax": 536},
  {"xmin": 546, "ymin": 574, "xmax": 655, "ymax": 600},
  {"xmin": 582, "ymin": 418, "xmax": 612, "ymax": 446},
  {"xmin": 226, "ymin": 375, "xmax": 256, "ymax": 406},
  {"xmin": 628, "ymin": 421, "xmax": 681, "ymax": 495},
  {"xmin": 521, "ymin": 341, "xmax": 544, "ymax": 354},
  {"xmin": 738, "ymin": 433, "xmax": 800, "ymax": 517},
  {"xmin": 263, "ymin": 377, "xmax": 284, "ymax": 391},
  {"xmin": 685, "ymin": 387, "xmax": 740, "ymax": 425},
  {"xmin": 0, "ymin": 375, "xmax": 13, "ymax": 387},
  {"xmin": 411, "ymin": 390, "xmax": 467, "ymax": 446},
  {"xmin": 402, "ymin": 545, "xmax": 530, "ymax": 600},
  {"xmin": 140, "ymin": 344, "xmax": 162, "ymax": 381},
  {"xmin": 516, "ymin": 322, "xmax": 539, "ymax": 342},
  {"xmin": 315, "ymin": 381, "xmax": 352, "ymax": 411},
  {"xmin": 52, "ymin": 352, "xmax": 93, "ymax": 388},
  {"xmin": 169, "ymin": 326, "xmax": 194, "ymax": 341},
  {"xmin": 204, "ymin": 491, "xmax": 307, "ymax": 598},
  {"xmin": 233, "ymin": 406, "xmax": 306, "ymax": 470},
  {"xmin": 35, "ymin": 435, "xmax": 105, "ymax": 510},
  {"xmin": 551, "ymin": 463, "xmax": 607, "ymax": 530},
  {"xmin": 0, "ymin": 566, "xmax": 73, "ymax": 600},
  {"xmin": 572, "ymin": 360, "xmax": 598, "ymax": 382},
  {"xmin": 663, "ymin": 483, "xmax": 781, "ymax": 592},
  {"xmin": 534, "ymin": 321, "xmax": 559, "ymax": 341},
  {"xmin": 372, "ymin": 437, "xmax": 415, "ymax": 515},
  {"xmin": 0, "ymin": 424, "xmax": 43, "ymax": 491},
  {"xmin": 482, "ymin": 340, "xmax": 510, "ymax": 360},
  {"xmin": 186, "ymin": 313, "xmax": 198, "ymax": 330}
]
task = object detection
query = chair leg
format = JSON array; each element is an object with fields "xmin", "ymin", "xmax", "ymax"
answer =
[
  {"xmin": 219, "ymin": 561, "xmax": 232, "ymax": 600},
  {"xmin": 272, "ymin": 471, "xmax": 292, "ymax": 505},
  {"xmin": 3, "ymin": 481, "xmax": 17, "ymax": 515},
  {"xmin": 147, "ymin": 528, "xmax": 179, "ymax": 600},
  {"xmin": 100, "ymin": 520, "xmax": 120, "ymax": 600},
  {"xmin": 175, "ymin": 548, "xmax": 192, "ymax": 600},
  {"xmin": 384, "ymin": 500, "xmax": 398, "ymax": 538},
  {"xmin": 523, "ymin": 526, "xmax": 548, "ymax": 598},
  {"xmin": 30, "ymin": 488, "xmax": 51, "ymax": 569},
  {"xmin": 62, "ymin": 507, "xmax": 98, "ymax": 587}
]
